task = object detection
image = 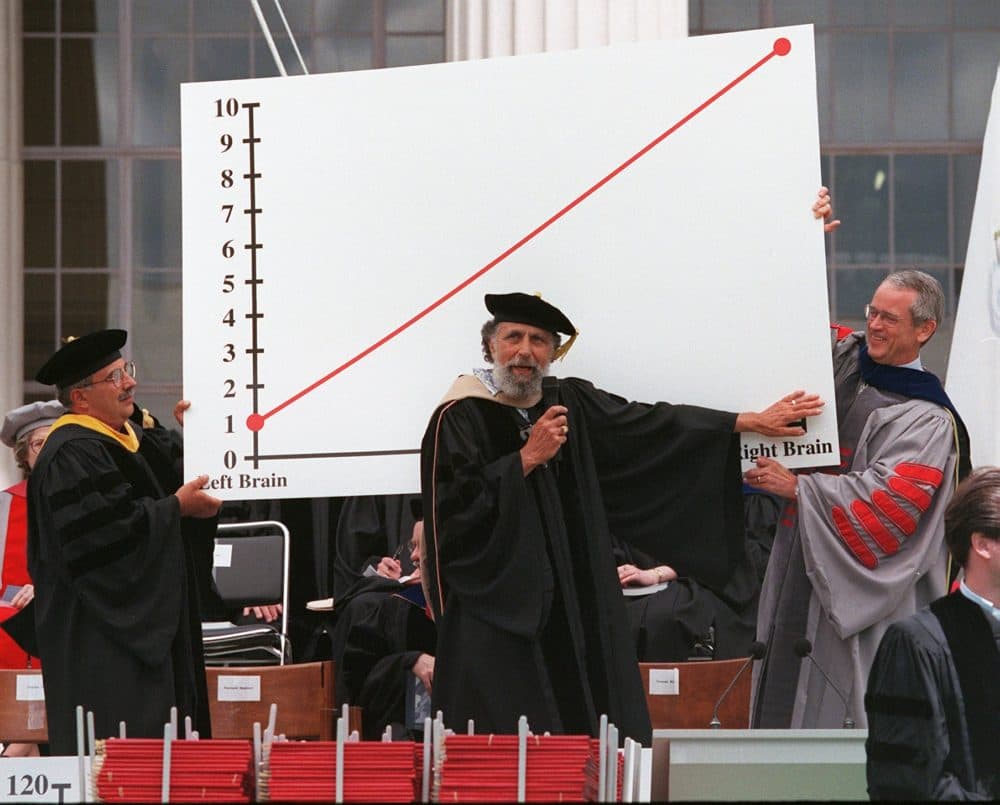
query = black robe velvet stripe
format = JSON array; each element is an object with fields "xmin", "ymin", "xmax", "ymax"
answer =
[
  {"xmin": 421, "ymin": 377, "xmax": 742, "ymax": 744},
  {"xmin": 27, "ymin": 423, "xmax": 210, "ymax": 754}
]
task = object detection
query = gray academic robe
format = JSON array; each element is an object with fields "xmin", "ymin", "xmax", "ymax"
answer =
[{"xmin": 754, "ymin": 335, "xmax": 961, "ymax": 729}]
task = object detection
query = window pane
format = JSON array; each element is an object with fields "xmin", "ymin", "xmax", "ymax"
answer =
[
  {"xmin": 133, "ymin": 37, "xmax": 188, "ymax": 146},
  {"xmin": 194, "ymin": 0, "xmax": 253, "ymax": 32},
  {"xmin": 834, "ymin": 268, "xmax": 888, "ymax": 323},
  {"xmin": 832, "ymin": 155, "xmax": 889, "ymax": 264},
  {"xmin": 62, "ymin": 161, "xmax": 118, "ymax": 268},
  {"xmin": 893, "ymin": 34, "xmax": 948, "ymax": 141},
  {"xmin": 61, "ymin": 272, "xmax": 117, "ymax": 342},
  {"xmin": 23, "ymin": 0, "xmax": 55, "ymax": 32},
  {"xmin": 894, "ymin": 0, "xmax": 950, "ymax": 25},
  {"xmin": 24, "ymin": 161, "xmax": 56, "ymax": 268},
  {"xmin": 24, "ymin": 272, "xmax": 56, "ymax": 376},
  {"xmin": 834, "ymin": 0, "xmax": 888, "ymax": 25},
  {"xmin": 953, "ymin": 154, "xmax": 980, "ymax": 264},
  {"xmin": 953, "ymin": 0, "xmax": 1000, "ymax": 27},
  {"xmin": 773, "ymin": 0, "xmax": 828, "ymax": 26},
  {"xmin": 23, "ymin": 39, "xmax": 55, "ymax": 146},
  {"xmin": 253, "ymin": 36, "xmax": 287, "ymax": 77},
  {"xmin": 61, "ymin": 38, "xmax": 119, "ymax": 146},
  {"xmin": 386, "ymin": 0, "xmax": 444, "ymax": 32},
  {"xmin": 132, "ymin": 271, "xmax": 182, "ymax": 384},
  {"xmin": 702, "ymin": 0, "xmax": 759, "ymax": 30},
  {"xmin": 386, "ymin": 35, "xmax": 444, "ymax": 67},
  {"xmin": 307, "ymin": 36, "xmax": 372, "ymax": 72},
  {"xmin": 315, "ymin": 0, "xmax": 373, "ymax": 32},
  {"xmin": 894, "ymin": 155, "xmax": 948, "ymax": 264},
  {"xmin": 953, "ymin": 32, "xmax": 1000, "ymax": 140},
  {"xmin": 62, "ymin": 0, "xmax": 118, "ymax": 32},
  {"xmin": 133, "ymin": 0, "xmax": 187, "ymax": 33},
  {"xmin": 195, "ymin": 37, "xmax": 251, "ymax": 82},
  {"xmin": 262, "ymin": 0, "xmax": 312, "ymax": 32},
  {"xmin": 815, "ymin": 32, "xmax": 830, "ymax": 140},
  {"xmin": 134, "ymin": 160, "xmax": 181, "ymax": 269},
  {"xmin": 832, "ymin": 33, "xmax": 889, "ymax": 142}
]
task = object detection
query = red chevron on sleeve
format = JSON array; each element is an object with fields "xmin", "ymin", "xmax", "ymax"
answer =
[
  {"xmin": 832, "ymin": 505, "xmax": 878, "ymax": 569},
  {"xmin": 851, "ymin": 498, "xmax": 901, "ymax": 554},
  {"xmin": 872, "ymin": 489, "xmax": 917, "ymax": 536},
  {"xmin": 888, "ymin": 476, "xmax": 932, "ymax": 511},
  {"xmin": 895, "ymin": 463, "xmax": 943, "ymax": 488}
]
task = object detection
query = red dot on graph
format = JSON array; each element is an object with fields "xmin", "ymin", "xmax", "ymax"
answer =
[
  {"xmin": 246, "ymin": 413, "xmax": 265, "ymax": 432},
  {"xmin": 773, "ymin": 38, "xmax": 791, "ymax": 56}
]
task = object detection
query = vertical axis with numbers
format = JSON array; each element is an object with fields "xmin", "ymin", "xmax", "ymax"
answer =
[{"xmin": 242, "ymin": 102, "xmax": 264, "ymax": 470}]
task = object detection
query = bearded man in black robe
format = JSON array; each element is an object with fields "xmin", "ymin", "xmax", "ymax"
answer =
[
  {"xmin": 28, "ymin": 330, "xmax": 221, "ymax": 754},
  {"xmin": 420, "ymin": 293, "xmax": 823, "ymax": 744}
]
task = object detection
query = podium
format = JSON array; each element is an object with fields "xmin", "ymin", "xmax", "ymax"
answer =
[
  {"xmin": 640, "ymin": 658, "xmax": 751, "ymax": 729},
  {"xmin": 0, "ymin": 668, "xmax": 46, "ymax": 742},
  {"xmin": 206, "ymin": 661, "xmax": 342, "ymax": 740},
  {"xmin": 652, "ymin": 728, "xmax": 868, "ymax": 801}
]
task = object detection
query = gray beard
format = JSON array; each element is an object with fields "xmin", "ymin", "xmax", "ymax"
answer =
[{"xmin": 493, "ymin": 362, "xmax": 545, "ymax": 402}]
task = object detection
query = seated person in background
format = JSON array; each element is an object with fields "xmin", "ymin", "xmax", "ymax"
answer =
[
  {"xmin": 334, "ymin": 503, "xmax": 435, "ymax": 740},
  {"xmin": 331, "ymin": 495, "xmax": 421, "ymax": 598},
  {"xmin": 614, "ymin": 485, "xmax": 782, "ymax": 662},
  {"xmin": 0, "ymin": 400, "xmax": 64, "ymax": 757},
  {"xmin": 865, "ymin": 466, "xmax": 1000, "ymax": 800}
]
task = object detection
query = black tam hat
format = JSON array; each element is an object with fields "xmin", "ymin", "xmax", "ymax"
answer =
[
  {"xmin": 484, "ymin": 292, "xmax": 578, "ymax": 359},
  {"xmin": 35, "ymin": 329, "xmax": 128, "ymax": 388}
]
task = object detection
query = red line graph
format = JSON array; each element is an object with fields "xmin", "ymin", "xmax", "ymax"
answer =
[{"xmin": 246, "ymin": 37, "xmax": 792, "ymax": 432}]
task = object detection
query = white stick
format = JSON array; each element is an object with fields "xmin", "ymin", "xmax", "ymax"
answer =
[
  {"xmin": 119, "ymin": 721, "xmax": 127, "ymax": 739},
  {"xmin": 336, "ymin": 704, "xmax": 347, "ymax": 804},
  {"xmin": 421, "ymin": 716, "xmax": 432, "ymax": 803},
  {"xmin": 160, "ymin": 722, "xmax": 172, "ymax": 804},
  {"xmin": 253, "ymin": 722, "xmax": 262, "ymax": 803},
  {"xmin": 622, "ymin": 738, "xmax": 635, "ymax": 803},
  {"xmin": 184, "ymin": 715, "xmax": 193, "ymax": 740},
  {"xmin": 170, "ymin": 706, "xmax": 178, "ymax": 740},
  {"xmin": 598, "ymin": 714, "xmax": 608, "ymax": 803},
  {"xmin": 271, "ymin": 0, "xmax": 308, "ymax": 74},
  {"xmin": 86, "ymin": 710, "xmax": 95, "ymax": 757},
  {"xmin": 517, "ymin": 715, "xmax": 528, "ymax": 803},
  {"xmin": 467, "ymin": 718, "xmax": 475, "ymax": 735},
  {"xmin": 76, "ymin": 707, "xmax": 86, "ymax": 798},
  {"xmin": 249, "ymin": 0, "xmax": 288, "ymax": 76},
  {"xmin": 605, "ymin": 724, "xmax": 619, "ymax": 803},
  {"xmin": 267, "ymin": 702, "xmax": 278, "ymax": 738}
]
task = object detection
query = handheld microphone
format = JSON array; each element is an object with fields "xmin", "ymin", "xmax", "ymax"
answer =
[
  {"xmin": 709, "ymin": 640, "xmax": 766, "ymax": 728},
  {"xmin": 541, "ymin": 377, "xmax": 562, "ymax": 471},
  {"xmin": 793, "ymin": 638, "xmax": 855, "ymax": 728}
]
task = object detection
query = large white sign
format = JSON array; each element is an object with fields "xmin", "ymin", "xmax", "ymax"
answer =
[
  {"xmin": 181, "ymin": 25, "xmax": 838, "ymax": 500},
  {"xmin": 947, "ymin": 65, "xmax": 1000, "ymax": 468}
]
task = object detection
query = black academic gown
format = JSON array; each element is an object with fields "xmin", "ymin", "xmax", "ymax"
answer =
[
  {"xmin": 27, "ymin": 422, "xmax": 211, "ymax": 754},
  {"xmin": 335, "ymin": 584, "xmax": 436, "ymax": 740},
  {"xmin": 865, "ymin": 593, "xmax": 1000, "ymax": 800},
  {"xmin": 421, "ymin": 377, "xmax": 742, "ymax": 744}
]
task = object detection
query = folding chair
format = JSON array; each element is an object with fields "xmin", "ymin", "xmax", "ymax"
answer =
[{"xmin": 203, "ymin": 521, "xmax": 291, "ymax": 666}]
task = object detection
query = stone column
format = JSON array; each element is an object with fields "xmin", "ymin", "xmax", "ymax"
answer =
[
  {"xmin": 446, "ymin": 0, "xmax": 688, "ymax": 61},
  {"xmin": 0, "ymin": 2, "xmax": 22, "ymax": 487}
]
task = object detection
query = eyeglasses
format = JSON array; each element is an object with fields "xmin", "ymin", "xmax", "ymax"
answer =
[
  {"xmin": 27, "ymin": 438, "xmax": 46, "ymax": 453},
  {"xmin": 80, "ymin": 361, "xmax": 137, "ymax": 389},
  {"xmin": 863, "ymin": 304, "xmax": 904, "ymax": 327}
]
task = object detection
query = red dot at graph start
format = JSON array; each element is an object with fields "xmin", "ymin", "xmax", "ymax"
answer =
[
  {"xmin": 773, "ymin": 38, "xmax": 791, "ymax": 56},
  {"xmin": 246, "ymin": 413, "xmax": 265, "ymax": 432}
]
